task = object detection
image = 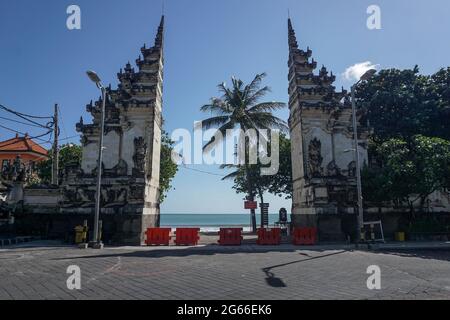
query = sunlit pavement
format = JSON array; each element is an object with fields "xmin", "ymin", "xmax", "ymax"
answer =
[{"xmin": 1, "ymin": 241, "xmax": 449, "ymax": 300}]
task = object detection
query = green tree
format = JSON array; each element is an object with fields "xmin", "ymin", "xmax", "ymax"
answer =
[
  {"xmin": 159, "ymin": 130, "xmax": 178, "ymax": 203},
  {"xmin": 363, "ymin": 135, "xmax": 450, "ymax": 215},
  {"xmin": 200, "ymin": 73, "xmax": 287, "ymax": 231},
  {"xmin": 355, "ymin": 66, "xmax": 440, "ymax": 142},
  {"xmin": 37, "ymin": 143, "xmax": 82, "ymax": 184},
  {"xmin": 429, "ymin": 67, "xmax": 450, "ymax": 139},
  {"xmin": 221, "ymin": 134, "xmax": 292, "ymax": 228},
  {"xmin": 356, "ymin": 66, "xmax": 450, "ymax": 221},
  {"xmin": 222, "ymin": 163, "xmax": 271, "ymax": 228},
  {"xmin": 266, "ymin": 134, "xmax": 292, "ymax": 199}
]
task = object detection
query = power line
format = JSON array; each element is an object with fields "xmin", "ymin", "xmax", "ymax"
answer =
[
  {"xmin": 0, "ymin": 124, "xmax": 52, "ymax": 144},
  {"xmin": 59, "ymin": 135, "xmax": 80, "ymax": 142},
  {"xmin": 0, "ymin": 103, "xmax": 54, "ymax": 129},
  {"xmin": 180, "ymin": 164, "xmax": 226, "ymax": 177},
  {"xmin": 0, "ymin": 103, "xmax": 53, "ymax": 120},
  {"xmin": 56, "ymin": 104, "xmax": 69, "ymax": 141},
  {"xmin": 0, "ymin": 116, "xmax": 48, "ymax": 128}
]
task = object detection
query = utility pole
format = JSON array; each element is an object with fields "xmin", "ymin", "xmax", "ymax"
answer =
[
  {"xmin": 52, "ymin": 104, "xmax": 59, "ymax": 186},
  {"xmin": 350, "ymin": 68, "xmax": 377, "ymax": 244},
  {"xmin": 351, "ymin": 87, "xmax": 364, "ymax": 242}
]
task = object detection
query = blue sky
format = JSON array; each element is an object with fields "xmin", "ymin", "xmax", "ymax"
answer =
[{"xmin": 1, "ymin": 0, "xmax": 449, "ymax": 214}]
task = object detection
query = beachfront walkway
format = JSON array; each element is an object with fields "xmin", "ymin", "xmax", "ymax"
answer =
[{"xmin": 1, "ymin": 241, "xmax": 450, "ymax": 300}]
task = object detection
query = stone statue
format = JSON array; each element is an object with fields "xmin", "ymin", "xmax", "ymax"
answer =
[
  {"xmin": 114, "ymin": 159, "xmax": 128, "ymax": 176},
  {"xmin": 327, "ymin": 160, "xmax": 340, "ymax": 177},
  {"xmin": 348, "ymin": 161, "xmax": 356, "ymax": 177},
  {"xmin": 308, "ymin": 138, "xmax": 323, "ymax": 177},
  {"xmin": 132, "ymin": 137, "xmax": 147, "ymax": 176}
]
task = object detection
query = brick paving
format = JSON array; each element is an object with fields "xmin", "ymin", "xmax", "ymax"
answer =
[{"xmin": 0, "ymin": 241, "xmax": 449, "ymax": 300}]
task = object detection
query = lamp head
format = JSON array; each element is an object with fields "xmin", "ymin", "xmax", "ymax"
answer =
[{"xmin": 86, "ymin": 70, "xmax": 103, "ymax": 88}]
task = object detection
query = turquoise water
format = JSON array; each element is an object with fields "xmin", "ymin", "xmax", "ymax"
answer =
[{"xmin": 160, "ymin": 214, "xmax": 282, "ymax": 231}]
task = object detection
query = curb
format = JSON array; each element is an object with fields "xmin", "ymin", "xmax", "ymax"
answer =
[{"xmin": 0, "ymin": 236, "xmax": 34, "ymax": 247}]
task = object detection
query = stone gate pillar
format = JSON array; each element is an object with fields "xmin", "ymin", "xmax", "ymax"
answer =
[
  {"xmin": 61, "ymin": 16, "xmax": 165, "ymax": 245},
  {"xmin": 287, "ymin": 19, "xmax": 369, "ymax": 241}
]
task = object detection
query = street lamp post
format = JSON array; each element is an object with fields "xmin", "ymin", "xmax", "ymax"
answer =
[
  {"xmin": 87, "ymin": 70, "xmax": 105, "ymax": 249},
  {"xmin": 351, "ymin": 69, "xmax": 376, "ymax": 244}
]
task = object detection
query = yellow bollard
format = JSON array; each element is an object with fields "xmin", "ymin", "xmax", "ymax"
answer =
[
  {"xmin": 74, "ymin": 220, "xmax": 89, "ymax": 244},
  {"xmin": 395, "ymin": 232, "xmax": 405, "ymax": 242},
  {"xmin": 74, "ymin": 226, "xmax": 84, "ymax": 244}
]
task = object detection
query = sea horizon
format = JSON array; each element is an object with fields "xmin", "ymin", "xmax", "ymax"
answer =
[{"xmin": 160, "ymin": 213, "xmax": 284, "ymax": 232}]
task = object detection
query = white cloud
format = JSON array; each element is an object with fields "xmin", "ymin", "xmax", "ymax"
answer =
[{"xmin": 342, "ymin": 61, "xmax": 379, "ymax": 82}]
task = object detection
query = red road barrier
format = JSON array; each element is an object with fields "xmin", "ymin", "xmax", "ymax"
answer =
[
  {"xmin": 218, "ymin": 228, "xmax": 243, "ymax": 246},
  {"xmin": 292, "ymin": 228, "xmax": 317, "ymax": 245},
  {"xmin": 174, "ymin": 228, "xmax": 200, "ymax": 246},
  {"xmin": 257, "ymin": 228, "xmax": 281, "ymax": 245},
  {"xmin": 145, "ymin": 228, "xmax": 172, "ymax": 246}
]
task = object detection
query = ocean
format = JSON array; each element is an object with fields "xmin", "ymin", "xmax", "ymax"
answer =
[{"xmin": 160, "ymin": 214, "xmax": 281, "ymax": 232}]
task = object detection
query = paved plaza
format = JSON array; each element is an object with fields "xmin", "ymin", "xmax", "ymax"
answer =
[{"xmin": 0, "ymin": 241, "xmax": 449, "ymax": 300}]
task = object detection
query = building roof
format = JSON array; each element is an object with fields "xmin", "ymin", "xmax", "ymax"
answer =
[{"xmin": 0, "ymin": 134, "xmax": 48, "ymax": 157}]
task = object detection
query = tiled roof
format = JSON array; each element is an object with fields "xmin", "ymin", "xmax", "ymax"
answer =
[{"xmin": 0, "ymin": 134, "xmax": 48, "ymax": 156}]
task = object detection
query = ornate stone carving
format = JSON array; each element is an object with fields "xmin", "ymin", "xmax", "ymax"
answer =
[
  {"xmin": 101, "ymin": 187, "xmax": 128, "ymax": 205},
  {"xmin": 104, "ymin": 125, "xmax": 123, "ymax": 135},
  {"xmin": 132, "ymin": 137, "xmax": 147, "ymax": 176},
  {"xmin": 348, "ymin": 161, "xmax": 356, "ymax": 177},
  {"xmin": 114, "ymin": 159, "xmax": 128, "ymax": 176},
  {"xmin": 308, "ymin": 138, "xmax": 323, "ymax": 177},
  {"xmin": 326, "ymin": 160, "xmax": 340, "ymax": 177},
  {"xmin": 129, "ymin": 185, "xmax": 145, "ymax": 201},
  {"xmin": 91, "ymin": 162, "xmax": 105, "ymax": 176},
  {"xmin": 63, "ymin": 187, "xmax": 95, "ymax": 205},
  {"xmin": 81, "ymin": 135, "xmax": 94, "ymax": 147},
  {"xmin": 104, "ymin": 159, "xmax": 128, "ymax": 177}
]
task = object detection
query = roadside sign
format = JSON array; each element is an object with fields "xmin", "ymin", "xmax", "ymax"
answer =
[{"xmin": 244, "ymin": 201, "xmax": 257, "ymax": 210}]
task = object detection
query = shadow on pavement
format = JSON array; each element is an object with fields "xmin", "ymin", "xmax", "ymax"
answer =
[
  {"xmin": 262, "ymin": 250, "xmax": 348, "ymax": 287},
  {"xmin": 371, "ymin": 249, "xmax": 450, "ymax": 262}
]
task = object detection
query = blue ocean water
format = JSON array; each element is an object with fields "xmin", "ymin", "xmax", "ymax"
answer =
[{"xmin": 160, "ymin": 214, "xmax": 281, "ymax": 231}]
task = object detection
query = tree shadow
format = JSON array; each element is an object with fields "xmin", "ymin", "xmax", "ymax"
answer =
[
  {"xmin": 261, "ymin": 250, "xmax": 348, "ymax": 288},
  {"xmin": 53, "ymin": 245, "xmax": 339, "ymax": 261},
  {"xmin": 371, "ymin": 248, "xmax": 450, "ymax": 262},
  {"xmin": 53, "ymin": 245, "xmax": 350, "ymax": 289}
]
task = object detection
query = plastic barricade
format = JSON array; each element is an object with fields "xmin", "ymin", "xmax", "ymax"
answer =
[
  {"xmin": 218, "ymin": 228, "xmax": 243, "ymax": 246},
  {"xmin": 257, "ymin": 228, "xmax": 281, "ymax": 245},
  {"xmin": 292, "ymin": 228, "xmax": 317, "ymax": 245},
  {"xmin": 145, "ymin": 228, "xmax": 172, "ymax": 246},
  {"xmin": 174, "ymin": 228, "xmax": 200, "ymax": 246}
]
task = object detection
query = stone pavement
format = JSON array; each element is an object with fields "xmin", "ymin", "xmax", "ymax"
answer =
[{"xmin": 0, "ymin": 241, "xmax": 449, "ymax": 300}]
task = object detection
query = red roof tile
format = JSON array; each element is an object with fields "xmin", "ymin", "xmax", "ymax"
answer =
[{"xmin": 0, "ymin": 134, "xmax": 48, "ymax": 156}]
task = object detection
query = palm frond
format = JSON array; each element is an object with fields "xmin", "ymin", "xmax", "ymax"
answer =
[
  {"xmin": 245, "ymin": 86, "xmax": 271, "ymax": 106},
  {"xmin": 220, "ymin": 164, "xmax": 238, "ymax": 169},
  {"xmin": 245, "ymin": 73, "xmax": 267, "ymax": 96},
  {"xmin": 200, "ymin": 98, "xmax": 232, "ymax": 115},
  {"xmin": 248, "ymin": 102, "xmax": 286, "ymax": 113},
  {"xmin": 247, "ymin": 112, "xmax": 289, "ymax": 132},
  {"xmin": 218, "ymin": 82, "xmax": 234, "ymax": 103},
  {"xmin": 202, "ymin": 116, "xmax": 230, "ymax": 130},
  {"xmin": 221, "ymin": 169, "xmax": 240, "ymax": 181}
]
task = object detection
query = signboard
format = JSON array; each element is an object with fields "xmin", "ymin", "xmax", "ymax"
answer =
[
  {"xmin": 260, "ymin": 203, "xmax": 269, "ymax": 227},
  {"xmin": 244, "ymin": 201, "xmax": 257, "ymax": 210}
]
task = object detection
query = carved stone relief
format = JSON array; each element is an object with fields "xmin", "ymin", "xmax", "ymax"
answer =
[
  {"xmin": 326, "ymin": 160, "xmax": 340, "ymax": 177},
  {"xmin": 132, "ymin": 137, "xmax": 147, "ymax": 176},
  {"xmin": 348, "ymin": 161, "xmax": 356, "ymax": 178},
  {"xmin": 308, "ymin": 138, "xmax": 323, "ymax": 177}
]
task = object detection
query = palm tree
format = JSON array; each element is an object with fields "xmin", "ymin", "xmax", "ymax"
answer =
[{"xmin": 200, "ymin": 73, "xmax": 287, "ymax": 232}]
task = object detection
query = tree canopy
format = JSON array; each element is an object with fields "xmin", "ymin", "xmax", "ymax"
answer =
[
  {"xmin": 159, "ymin": 130, "xmax": 178, "ymax": 203},
  {"xmin": 356, "ymin": 66, "xmax": 450, "ymax": 142},
  {"xmin": 358, "ymin": 66, "xmax": 450, "ymax": 213}
]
